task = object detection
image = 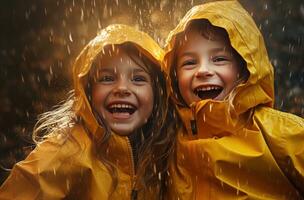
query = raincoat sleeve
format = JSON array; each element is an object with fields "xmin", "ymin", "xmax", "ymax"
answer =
[
  {"xmin": 254, "ymin": 106, "xmax": 304, "ymax": 194},
  {"xmin": 0, "ymin": 138, "xmax": 75, "ymax": 200}
]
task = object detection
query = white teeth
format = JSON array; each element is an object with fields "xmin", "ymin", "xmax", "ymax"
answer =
[
  {"xmin": 196, "ymin": 86, "xmax": 221, "ymax": 91},
  {"xmin": 109, "ymin": 104, "xmax": 134, "ymax": 109}
]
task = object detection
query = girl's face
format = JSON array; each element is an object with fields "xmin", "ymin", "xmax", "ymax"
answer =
[
  {"xmin": 91, "ymin": 48, "xmax": 154, "ymax": 136},
  {"xmin": 176, "ymin": 29, "xmax": 241, "ymax": 106}
]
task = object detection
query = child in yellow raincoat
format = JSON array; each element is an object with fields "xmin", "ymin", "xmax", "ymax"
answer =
[
  {"xmin": 164, "ymin": 1, "xmax": 304, "ymax": 199},
  {"xmin": 0, "ymin": 24, "xmax": 175, "ymax": 199}
]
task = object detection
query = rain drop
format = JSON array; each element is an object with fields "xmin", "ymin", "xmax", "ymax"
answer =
[
  {"xmin": 21, "ymin": 74, "xmax": 25, "ymax": 83},
  {"xmin": 66, "ymin": 179, "xmax": 70, "ymax": 191},
  {"xmin": 69, "ymin": 33, "xmax": 73, "ymax": 42},
  {"xmin": 67, "ymin": 44, "xmax": 71, "ymax": 55},
  {"xmin": 80, "ymin": 8, "xmax": 84, "ymax": 21}
]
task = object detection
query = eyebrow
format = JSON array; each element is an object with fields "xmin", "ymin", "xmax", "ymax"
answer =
[
  {"xmin": 98, "ymin": 68, "xmax": 114, "ymax": 73},
  {"xmin": 178, "ymin": 51, "xmax": 196, "ymax": 58},
  {"xmin": 179, "ymin": 47, "xmax": 230, "ymax": 57},
  {"xmin": 132, "ymin": 68, "xmax": 146, "ymax": 73},
  {"xmin": 97, "ymin": 66, "xmax": 150, "ymax": 75},
  {"xmin": 132, "ymin": 66, "xmax": 150, "ymax": 75},
  {"xmin": 210, "ymin": 47, "xmax": 230, "ymax": 53}
]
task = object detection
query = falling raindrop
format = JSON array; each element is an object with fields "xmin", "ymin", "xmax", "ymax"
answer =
[
  {"xmin": 49, "ymin": 66, "xmax": 53, "ymax": 75},
  {"xmin": 69, "ymin": 33, "xmax": 73, "ymax": 42},
  {"xmin": 109, "ymin": 7, "xmax": 113, "ymax": 17},
  {"xmin": 21, "ymin": 74, "xmax": 25, "ymax": 83},
  {"xmin": 67, "ymin": 44, "xmax": 71, "ymax": 55},
  {"xmin": 66, "ymin": 179, "xmax": 70, "ymax": 191},
  {"xmin": 209, "ymin": 103, "xmax": 213, "ymax": 112},
  {"xmin": 80, "ymin": 8, "xmax": 84, "ymax": 21},
  {"xmin": 221, "ymin": 180, "xmax": 224, "ymax": 188},
  {"xmin": 98, "ymin": 19, "xmax": 101, "ymax": 29}
]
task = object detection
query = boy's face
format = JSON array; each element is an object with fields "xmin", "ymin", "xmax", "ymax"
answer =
[
  {"xmin": 91, "ymin": 48, "xmax": 154, "ymax": 136},
  {"xmin": 176, "ymin": 29, "xmax": 240, "ymax": 106}
]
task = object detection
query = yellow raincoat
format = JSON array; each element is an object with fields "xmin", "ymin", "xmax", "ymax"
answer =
[
  {"xmin": 0, "ymin": 24, "xmax": 164, "ymax": 199},
  {"xmin": 164, "ymin": 1, "xmax": 304, "ymax": 199}
]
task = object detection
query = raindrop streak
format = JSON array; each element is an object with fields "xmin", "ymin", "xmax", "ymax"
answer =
[
  {"xmin": 81, "ymin": 9, "xmax": 84, "ymax": 21},
  {"xmin": 69, "ymin": 33, "xmax": 73, "ymax": 42},
  {"xmin": 67, "ymin": 45, "xmax": 71, "ymax": 55}
]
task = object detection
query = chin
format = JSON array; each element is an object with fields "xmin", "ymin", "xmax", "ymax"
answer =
[{"xmin": 111, "ymin": 127, "xmax": 135, "ymax": 136}]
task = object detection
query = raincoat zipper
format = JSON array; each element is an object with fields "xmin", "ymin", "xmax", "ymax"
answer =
[
  {"xmin": 126, "ymin": 138, "xmax": 137, "ymax": 200},
  {"xmin": 190, "ymin": 103, "xmax": 198, "ymax": 135}
]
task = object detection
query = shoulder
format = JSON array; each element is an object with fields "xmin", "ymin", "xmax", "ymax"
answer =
[
  {"xmin": 254, "ymin": 107, "xmax": 304, "ymax": 194},
  {"xmin": 253, "ymin": 106, "xmax": 304, "ymax": 159},
  {"xmin": 254, "ymin": 106, "xmax": 304, "ymax": 136},
  {"xmin": 0, "ymin": 124, "xmax": 94, "ymax": 199},
  {"xmin": 16, "ymin": 123, "xmax": 93, "ymax": 175}
]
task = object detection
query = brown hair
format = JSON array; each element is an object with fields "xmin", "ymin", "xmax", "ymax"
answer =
[
  {"xmin": 33, "ymin": 43, "xmax": 176, "ymax": 198},
  {"xmin": 88, "ymin": 43, "xmax": 176, "ymax": 197}
]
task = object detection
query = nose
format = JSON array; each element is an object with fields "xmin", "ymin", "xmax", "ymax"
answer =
[
  {"xmin": 113, "ymin": 78, "xmax": 131, "ymax": 97},
  {"xmin": 195, "ymin": 61, "xmax": 214, "ymax": 78}
]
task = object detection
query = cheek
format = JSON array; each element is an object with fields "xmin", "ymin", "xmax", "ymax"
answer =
[
  {"xmin": 145, "ymin": 86, "xmax": 154, "ymax": 106},
  {"xmin": 177, "ymin": 70, "xmax": 192, "ymax": 97},
  {"xmin": 221, "ymin": 65, "xmax": 239, "ymax": 85},
  {"xmin": 137, "ymin": 85, "xmax": 154, "ymax": 116},
  {"xmin": 91, "ymin": 85, "xmax": 108, "ymax": 106}
]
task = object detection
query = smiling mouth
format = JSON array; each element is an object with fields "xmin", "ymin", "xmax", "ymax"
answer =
[
  {"xmin": 194, "ymin": 85, "xmax": 223, "ymax": 100},
  {"xmin": 107, "ymin": 103, "xmax": 137, "ymax": 115}
]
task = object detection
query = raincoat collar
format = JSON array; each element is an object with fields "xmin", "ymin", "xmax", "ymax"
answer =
[
  {"xmin": 164, "ymin": 1, "xmax": 274, "ymax": 137},
  {"xmin": 72, "ymin": 24, "xmax": 164, "ymax": 141}
]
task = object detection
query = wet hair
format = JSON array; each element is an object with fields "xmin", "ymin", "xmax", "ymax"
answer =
[
  {"xmin": 170, "ymin": 19, "xmax": 249, "ymax": 107},
  {"xmin": 32, "ymin": 91, "xmax": 76, "ymax": 143},
  {"xmin": 32, "ymin": 43, "xmax": 176, "ymax": 198}
]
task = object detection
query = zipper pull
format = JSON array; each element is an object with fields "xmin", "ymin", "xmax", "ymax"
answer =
[
  {"xmin": 131, "ymin": 189, "xmax": 138, "ymax": 200},
  {"xmin": 190, "ymin": 102, "xmax": 197, "ymax": 135},
  {"xmin": 190, "ymin": 119, "xmax": 197, "ymax": 135}
]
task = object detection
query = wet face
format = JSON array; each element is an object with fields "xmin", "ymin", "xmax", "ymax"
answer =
[
  {"xmin": 176, "ymin": 28, "xmax": 240, "ymax": 106},
  {"xmin": 91, "ymin": 47, "xmax": 154, "ymax": 136}
]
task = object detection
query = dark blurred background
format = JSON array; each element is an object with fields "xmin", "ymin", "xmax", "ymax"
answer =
[{"xmin": 1, "ymin": 0, "xmax": 303, "ymax": 184}]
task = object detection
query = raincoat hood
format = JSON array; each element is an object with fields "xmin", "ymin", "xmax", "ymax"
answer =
[
  {"xmin": 73, "ymin": 24, "xmax": 164, "ymax": 140},
  {"xmin": 165, "ymin": 1, "xmax": 304, "ymax": 199},
  {"xmin": 164, "ymin": 0, "xmax": 274, "ymax": 129},
  {"xmin": 0, "ymin": 24, "xmax": 166, "ymax": 200}
]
